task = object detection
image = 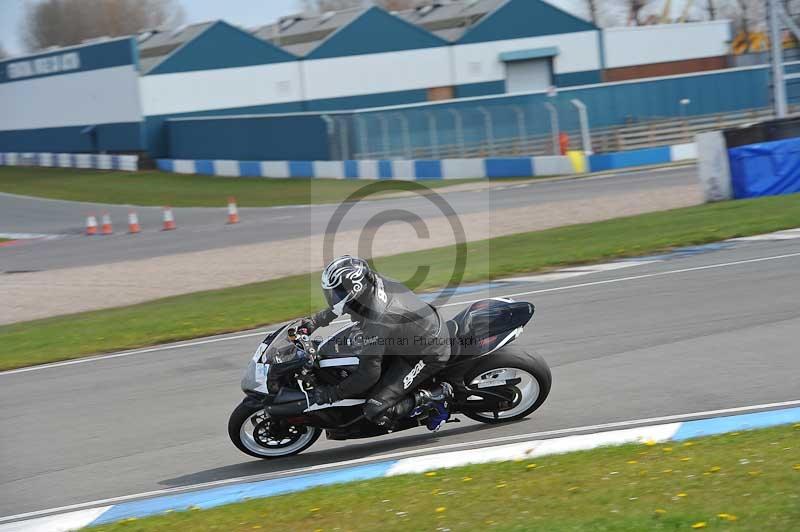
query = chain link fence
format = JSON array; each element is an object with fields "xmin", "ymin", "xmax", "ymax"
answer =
[
  {"xmin": 323, "ymin": 99, "xmax": 592, "ymax": 160},
  {"xmin": 317, "ymin": 66, "xmax": 774, "ymax": 161},
  {"xmin": 325, "ymin": 103, "xmax": 788, "ymax": 161}
]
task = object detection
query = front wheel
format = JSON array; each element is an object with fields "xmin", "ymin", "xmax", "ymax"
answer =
[
  {"xmin": 228, "ymin": 402, "xmax": 322, "ymax": 459},
  {"xmin": 460, "ymin": 346, "xmax": 552, "ymax": 424}
]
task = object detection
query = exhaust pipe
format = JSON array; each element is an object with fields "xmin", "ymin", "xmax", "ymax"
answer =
[{"xmin": 265, "ymin": 400, "xmax": 307, "ymax": 417}]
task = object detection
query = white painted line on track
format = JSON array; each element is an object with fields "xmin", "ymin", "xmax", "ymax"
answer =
[
  {"xmin": 0, "ymin": 331, "xmax": 272, "ymax": 376},
  {"xmin": 436, "ymin": 251, "xmax": 800, "ymax": 309},
  {"xmin": 2, "ymin": 398, "xmax": 797, "ymax": 524},
  {"xmin": 498, "ymin": 260, "xmax": 659, "ymax": 283},
  {"xmin": 0, "ymin": 233, "xmax": 61, "ymax": 240},
  {"xmin": 3, "ymin": 250, "xmax": 799, "ymax": 377},
  {"xmin": 729, "ymin": 228, "xmax": 800, "ymax": 241}
]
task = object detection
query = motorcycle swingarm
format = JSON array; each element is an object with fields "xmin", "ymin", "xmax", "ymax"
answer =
[{"xmin": 453, "ymin": 379, "xmax": 521, "ymax": 409}]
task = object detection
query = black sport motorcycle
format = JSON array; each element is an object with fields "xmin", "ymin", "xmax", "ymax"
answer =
[{"xmin": 229, "ymin": 297, "xmax": 552, "ymax": 458}]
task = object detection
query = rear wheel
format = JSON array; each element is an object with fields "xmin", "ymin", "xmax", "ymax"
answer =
[
  {"xmin": 460, "ymin": 347, "xmax": 552, "ymax": 424},
  {"xmin": 228, "ymin": 402, "xmax": 321, "ymax": 459}
]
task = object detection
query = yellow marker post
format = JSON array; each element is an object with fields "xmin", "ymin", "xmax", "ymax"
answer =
[{"xmin": 567, "ymin": 150, "xmax": 586, "ymax": 173}]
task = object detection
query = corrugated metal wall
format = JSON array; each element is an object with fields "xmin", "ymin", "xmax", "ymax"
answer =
[
  {"xmin": 166, "ymin": 66, "xmax": 769, "ymax": 161},
  {"xmin": 167, "ymin": 114, "xmax": 330, "ymax": 161},
  {"xmin": 338, "ymin": 66, "xmax": 769, "ymax": 159}
]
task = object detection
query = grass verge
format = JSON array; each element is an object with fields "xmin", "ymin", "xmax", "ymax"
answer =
[
  {"xmin": 0, "ymin": 167, "xmax": 473, "ymax": 207},
  {"xmin": 86, "ymin": 424, "xmax": 800, "ymax": 531},
  {"xmin": 1, "ymin": 194, "xmax": 799, "ymax": 370}
]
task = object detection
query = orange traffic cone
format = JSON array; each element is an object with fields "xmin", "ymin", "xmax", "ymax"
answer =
[
  {"xmin": 100, "ymin": 212, "xmax": 113, "ymax": 235},
  {"xmin": 85, "ymin": 214, "xmax": 98, "ymax": 236},
  {"xmin": 128, "ymin": 211, "xmax": 141, "ymax": 234},
  {"xmin": 227, "ymin": 197, "xmax": 240, "ymax": 224},
  {"xmin": 162, "ymin": 206, "xmax": 176, "ymax": 231}
]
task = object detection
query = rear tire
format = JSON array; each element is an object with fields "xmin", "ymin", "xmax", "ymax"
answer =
[
  {"xmin": 460, "ymin": 346, "xmax": 552, "ymax": 424},
  {"xmin": 228, "ymin": 402, "xmax": 321, "ymax": 459}
]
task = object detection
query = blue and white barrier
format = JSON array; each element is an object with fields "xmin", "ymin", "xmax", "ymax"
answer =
[
  {"xmin": 0, "ymin": 152, "xmax": 139, "ymax": 172},
  {"xmin": 156, "ymin": 156, "xmax": 577, "ymax": 179},
  {"xmin": 5, "ymin": 404, "xmax": 798, "ymax": 532},
  {"xmin": 587, "ymin": 142, "xmax": 696, "ymax": 172}
]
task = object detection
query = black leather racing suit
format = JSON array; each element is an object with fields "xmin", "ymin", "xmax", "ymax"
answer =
[{"xmin": 308, "ymin": 274, "xmax": 451, "ymax": 423}]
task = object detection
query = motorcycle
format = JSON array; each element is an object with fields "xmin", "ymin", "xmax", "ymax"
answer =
[{"xmin": 229, "ymin": 297, "xmax": 552, "ymax": 458}]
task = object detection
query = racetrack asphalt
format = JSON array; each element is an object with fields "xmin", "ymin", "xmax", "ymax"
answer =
[
  {"xmin": 0, "ymin": 166, "xmax": 696, "ymax": 272},
  {"xmin": 1, "ymin": 235, "xmax": 798, "ymax": 519}
]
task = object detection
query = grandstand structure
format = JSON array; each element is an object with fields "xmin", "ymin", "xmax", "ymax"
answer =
[{"xmin": 0, "ymin": 0, "xmax": 766, "ymax": 162}]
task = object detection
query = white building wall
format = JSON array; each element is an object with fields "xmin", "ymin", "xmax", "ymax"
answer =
[
  {"xmin": 0, "ymin": 65, "xmax": 142, "ymax": 131},
  {"xmin": 301, "ymin": 46, "xmax": 452, "ymax": 101},
  {"xmin": 451, "ymin": 31, "xmax": 601, "ymax": 86},
  {"xmin": 140, "ymin": 62, "xmax": 304, "ymax": 116},
  {"xmin": 603, "ymin": 21, "xmax": 732, "ymax": 69}
]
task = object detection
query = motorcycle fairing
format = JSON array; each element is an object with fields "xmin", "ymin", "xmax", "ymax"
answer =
[
  {"xmin": 448, "ymin": 298, "xmax": 533, "ymax": 358},
  {"xmin": 304, "ymin": 399, "xmax": 366, "ymax": 412}
]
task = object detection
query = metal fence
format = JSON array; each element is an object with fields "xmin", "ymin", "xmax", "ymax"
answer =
[
  {"xmin": 318, "ymin": 66, "xmax": 773, "ymax": 161},
  {"xmin": 589, "ymin": 107, "xmax": 787, "ymax": 153},
  {"xmin": 324, "ymin": 103, "xmax": 786, "ymax": 161},
  {"xmin": 324, "ymin": 100, "xmax": 589, "ymax": 160}
]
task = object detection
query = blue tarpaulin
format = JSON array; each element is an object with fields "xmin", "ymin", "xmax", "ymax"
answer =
[{"xmin": 728, "ymin": 137, "xmax": 800, "ymax": 198}]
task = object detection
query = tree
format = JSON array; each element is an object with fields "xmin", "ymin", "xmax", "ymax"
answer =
[
  {"xmin": 576, "ymin": 0, "xmax": 631, "ymax": 27},
  {"xmin": 720, "ymin": 0, "xmax": 764, "ymax": 33},
  {"xmin": 0, "ymin": 42, "xmax": 8, "ymax": 60},
  {"xmin": 23, "ymin": 0, "xmax": 185, "ymax": 52},
  {"xmin": 705, "ymin": 0, "xmax": 719, "ymax": 19},
  {"xmin": 299, "ymin": 0, "xmax": 422, "ymax": 12},
  {"xmin": 586, "ymin": 0, "xmax": 600, "ymax": 25},
  {"xmin": 626, "ymin": 0, "xmax": 649, "ymax": 25}
]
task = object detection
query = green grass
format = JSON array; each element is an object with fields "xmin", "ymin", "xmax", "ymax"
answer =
[
  {"xmin": 86, "ymin": 424, "xmax": 800, "ymax": 531},
  {"xmin": 0, "ymin": 167, "xmax": 474, "ymax": 207},
  {"xmin": 1, "ymin": 194, "xmax": 799, "ymax": 370}
]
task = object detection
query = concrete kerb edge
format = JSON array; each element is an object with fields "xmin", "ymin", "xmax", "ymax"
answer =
[{"xmin": 4, "ymin": 405, "xmax": 799, "ymax": 531}]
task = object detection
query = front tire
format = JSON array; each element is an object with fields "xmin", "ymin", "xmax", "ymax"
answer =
[
  {"xmin": 460, "ymin": 346, "xmax": 552, "ymax": 424},
  {"xmin": 228, "ymin": 402, "xmax": 321, "ymax": 459}
]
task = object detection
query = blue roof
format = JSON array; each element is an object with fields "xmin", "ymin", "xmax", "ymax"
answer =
[
  {"xmin": 458, "ymin": 0, "xmax": 598, "ymax": 44},
  {"xmin": 306, "ymin": 6, "xmax": 448, "ymax": 60},
  {"xmin": 148, "ymin": 21, "xmax": 295, "ymax": 75}
]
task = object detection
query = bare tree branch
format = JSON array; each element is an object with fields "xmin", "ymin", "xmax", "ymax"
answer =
[{"xmin": 23, "ymin": 0, "xmax": 186, "ymax": 52}]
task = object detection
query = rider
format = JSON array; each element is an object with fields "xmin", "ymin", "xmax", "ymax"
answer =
[{"xmin": 299, "ymin": 256, "xmax": 453, "ymax": 432}]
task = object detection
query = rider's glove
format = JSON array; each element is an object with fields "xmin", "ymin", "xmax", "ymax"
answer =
[
  {"xmin": 297, "ymin": 317, "xmax": 316, "ymax": 336},
  {"xmin": 312, "ymin": 385, "xmax": 339, "ymax": 405}
]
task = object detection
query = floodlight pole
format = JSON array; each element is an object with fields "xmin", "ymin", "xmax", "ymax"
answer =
[
  {"xmin": 354, "ymin": 115, "xmax": 369, "ymax": 159},
  {"xmin": 570, "ymin": 99, "xmax": 592, "ymax": 155},
  {"xmin": 425, "ymin": 111, "xmax": 439, "ymax": 159},
  {"xmin": 769, "ymin": 0, "xmax": 788, "ymax": 118},
  {"xmin": 447, "ymin": 108, "xmax": 466, "ymax": 157},
  {"xmin": 543, "ymin": 102, "xmax": 559, "ymax": 155},
  {"xmin": 477, "ymin": 106, "xmax": 495, "ymax": 155}
]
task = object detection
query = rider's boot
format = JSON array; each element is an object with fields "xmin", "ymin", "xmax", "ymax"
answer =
[
  {"xmin": 371, "ymin": 383, "xmax": 454, "ymax": 430},
  {"xmin": 410, "ymin": 383, "xmax": 453, "ymax": 432}
]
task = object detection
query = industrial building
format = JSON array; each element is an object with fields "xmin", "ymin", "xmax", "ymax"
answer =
[{"xmin": 0, "ymin": 0, "xmax": 746, "ymax": 160}]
